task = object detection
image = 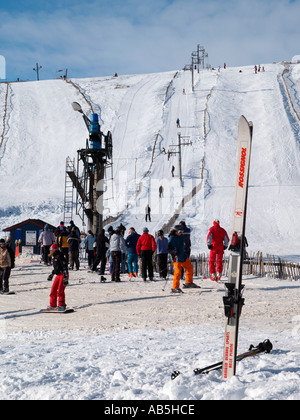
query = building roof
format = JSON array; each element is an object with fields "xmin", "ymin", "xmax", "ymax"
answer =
[
  {"xmin": 292, "ymin": 55, "xmax": 300, "ymax": 63},
  {"xmin": 3, "ymin": 219, "xmax": 56, "ymax": 232}
]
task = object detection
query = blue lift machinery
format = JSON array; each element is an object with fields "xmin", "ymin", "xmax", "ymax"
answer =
[{"xmin": 65, "ymin": 102, "xmax": 113, "ymax": 234}]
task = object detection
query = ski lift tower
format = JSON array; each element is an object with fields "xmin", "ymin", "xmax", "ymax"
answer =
[{"xmin": 70, "ymin": 102, "xmax": 113, "ymax": 234}]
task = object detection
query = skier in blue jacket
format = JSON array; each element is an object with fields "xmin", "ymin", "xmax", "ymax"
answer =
[{"xmin": 125, "ymin": 227, "xmax": 140, "ymax": 278}]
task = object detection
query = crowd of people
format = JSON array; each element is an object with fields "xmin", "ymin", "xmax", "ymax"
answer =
[
  {"xmin": 84, "ymin": 218, "xmax": 230, "ymax": 292},
  {"xmin": 88, "ymin": 221, "xmax": 194, "ymax": 289},
  {"xmin": 0, "ymin": 218, "xmax": 231, "ymax": 309}
]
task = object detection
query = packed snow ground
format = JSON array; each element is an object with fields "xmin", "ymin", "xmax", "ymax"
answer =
[{"xmin": 0, "ymin": 256, "xmax": 300, "ymax": 400}]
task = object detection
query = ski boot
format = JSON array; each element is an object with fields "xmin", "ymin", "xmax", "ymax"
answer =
[
  {"xmin": 171, "ymin": 287, "xmax": 184, "ymax": 294},
  {"xmin": 183, "ymin": 282, "xmax": 201, "ymax": 289}
]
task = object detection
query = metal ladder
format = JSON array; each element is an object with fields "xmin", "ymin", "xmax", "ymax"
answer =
[{"xmin": 63, "ymin": 157, "xmax": 75, "ymax": 224}]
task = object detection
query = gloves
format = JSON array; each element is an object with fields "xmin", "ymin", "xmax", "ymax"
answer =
[
  {"xmin": 47, "ymin": 273, "xmax": 54, "ymax": 282},
  {"xmin": 224, "ymin": 245, "xmax": 228, "ymax": 250},
  {"xmin": 207, "ymin": 244, "xmax": 212, "ymax": 250},
  {"xmin": 63, "ymin": 271, "xmax": 69, "ymax": 286}
]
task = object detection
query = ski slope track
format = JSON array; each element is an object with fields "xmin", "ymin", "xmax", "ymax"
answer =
[
  {"xmin": 0, "ymin": 64, "xmax": 300, "ymax": 401},
  {"xmin": 0, "ymin": 63, "xmax": 300, "ymax": 258}
]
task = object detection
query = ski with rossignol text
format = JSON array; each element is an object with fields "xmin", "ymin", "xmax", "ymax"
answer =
[{"xmin": 222, "ymin": 115, "xmax": 253, "ymax": 379}]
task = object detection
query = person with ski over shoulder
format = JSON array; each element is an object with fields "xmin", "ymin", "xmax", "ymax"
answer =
[
  {"xmin": 168, "ymin": 226, "xmax": 200, "ymax": 293},
  {"xmin": 47, "ymin": 243, "xmax": 69, "ymax": 311},
  {"xmin": 207, "ymin": 219, "xmax": 229, "ymax": 281}
]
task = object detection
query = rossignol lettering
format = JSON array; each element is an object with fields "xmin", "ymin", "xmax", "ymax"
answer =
[{"xmin": 238, "ymin": 147, "xmax": 247, "ymax": 188}]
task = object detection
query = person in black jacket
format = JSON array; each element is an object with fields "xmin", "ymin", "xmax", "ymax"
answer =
[
  {"xmin": 91, "ymin": 229, "xmax": 109, "ymax": 274},
  {"xmin": 47, "ymin": 243, "xmax": 69, "ymax": 311},
  {"xmin": 67, "ymin": 229, "xmax": 80, "ymax": 270}
]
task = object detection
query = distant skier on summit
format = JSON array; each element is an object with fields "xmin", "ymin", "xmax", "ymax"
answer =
[{"xmin": 207, "ymin": 219, "xmax": 229, "ymax": 281}]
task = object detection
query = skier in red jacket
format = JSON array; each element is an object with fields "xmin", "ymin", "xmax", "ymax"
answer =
[
  {"xmin": 207, "ymin": 219, "xmax": 229, "ymax": 281},
  {"xmin": 136, "ymin": 227, "xmax": 156, "ymax": 281}
]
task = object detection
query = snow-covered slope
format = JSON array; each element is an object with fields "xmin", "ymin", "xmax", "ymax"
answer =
[{"xmin": 0, "ymin": 63, "xmax": 300, "ymax": 258}]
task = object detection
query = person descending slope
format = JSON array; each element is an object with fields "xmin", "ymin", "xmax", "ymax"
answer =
[{"xmin": 207, "ymin": 219, "xmax": 229, "ymax": 281}]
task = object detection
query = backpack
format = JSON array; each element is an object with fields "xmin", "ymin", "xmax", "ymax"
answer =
[{"xmin": 229, "ymin": 232, "xmax": 240, "ymax": 251}]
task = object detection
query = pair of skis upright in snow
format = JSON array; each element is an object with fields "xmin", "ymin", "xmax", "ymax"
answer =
[{"xmin": 221, "ymin": 115, "xmax": 253, "ymax": 379}]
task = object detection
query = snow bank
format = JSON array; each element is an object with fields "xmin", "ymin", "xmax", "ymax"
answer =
[{"xmin": 0, "ymin": 262, "xmax": 299, "ymax": 400}]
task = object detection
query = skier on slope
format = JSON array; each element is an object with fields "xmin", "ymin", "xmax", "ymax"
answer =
[
  {"xmin": 207, "ymin": 219, "xmax": 229, "ymax": 281},
  {"xmin": 145, "ymin": 204, "xmax": 151, "ymax": 222}
]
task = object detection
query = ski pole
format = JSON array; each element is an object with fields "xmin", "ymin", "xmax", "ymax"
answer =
[
  {"xmin": 171, "ymin": 340, "xmax": 273, "ymax": 379},
  {"xmin": 162, "ymin": 274, "xmax": 170, "ymax": 291},
  {"xmin": 194, "ymin": 339, "xmax": 272, "ymax": 376}
]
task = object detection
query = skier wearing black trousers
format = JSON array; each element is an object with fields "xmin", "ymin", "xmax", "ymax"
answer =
[
  {"xmin": 91, "ymin": 229, "xmax": 109, "ymax": 274},
  {"xmin": 136, "ymin": 227, "xmax": 156, "ymax": 281},
  {"xmin": 155, "ymin": 230, "xmax": 168, "ymax": 279},
  {"xmin": 145, "ymin": 204, "xmax": 151, "ymax": 222}
]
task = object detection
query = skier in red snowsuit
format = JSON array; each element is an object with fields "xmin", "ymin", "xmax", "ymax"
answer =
[{"xmin": 207, "ymin": 219, "xmax": 229, "ymax": 281}]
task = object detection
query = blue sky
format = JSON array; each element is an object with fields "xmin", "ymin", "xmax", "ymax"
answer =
[{"xmin": 1, "ymin": 0, "xmax": 300, "ymax": 81}]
